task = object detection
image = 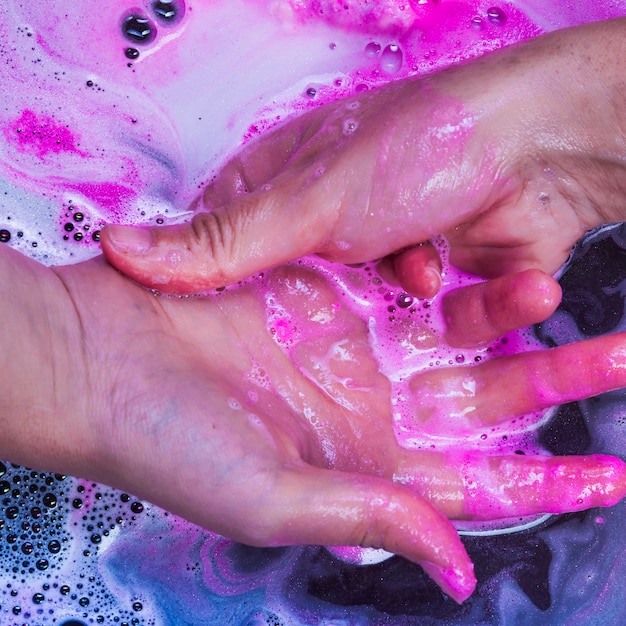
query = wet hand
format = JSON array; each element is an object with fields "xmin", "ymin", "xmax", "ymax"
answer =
[
  {"xmin": 9, "ymin": 249, "xmax": 626, "ymax": 603},
  {"xmin": 100, "ymin": 19, "xmax": 626, "ymax": 296}
]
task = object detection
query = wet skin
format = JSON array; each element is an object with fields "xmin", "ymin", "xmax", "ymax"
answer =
[{"xmin": 3, "ymin": 242, "xmax": 626, "ymax": 602}]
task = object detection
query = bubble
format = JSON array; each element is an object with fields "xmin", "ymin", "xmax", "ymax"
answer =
[
  {"xmin": 122, "ymin": 14, "xmax": 156, "ymax": 44},
  {"xmin": 60, "ymin": 585, "xmax": 70, "ymax": 595},
  {"xmin": 343, "ymin": 119, "xmax": 358, "ymax": 135},
  {"xmin": 487, "ymin": 6, "xmax": 506, "ymax": 23},
  {"xmin": 6, "ymin": 505, "xmax": 19, "ymax": 519},
  {"xmin": 130, "ymin": 501, "xmax": 144, "ymax": 514},
  {"xmin": 92, "ymin": 230, "xmax": 101, "ymax": 242},
  {"xmin": 0, "ymin": 229, "xmax": 10, "ymax": 242},
  {"xmin": 364, "ymin": 41, "xmax": 381, "ymax": 57},
  {"xmin": 21, "ymin": 541, "xmax": 34, "ymax": 555},
  {"xmin": 64, "ymin": 222, "xmax": 74, "ymax": 232},
  {"xmin": 396, "ymin": 293, "xmax": 413, "ymax": 308},
  {"xmin": 72, "ymin": 498, "xmax": 83, "ymax": 509},
  {"xmin": 74, "ymin": 231, "xmax": 83, "ymax": 241},
  {"xmin": 380, "ymin": 44, "xmax": 403, "ymax": 74},
  {"xmin": 73, "ymin": 212, "xmax": 84, "ymax": 222},
  {"xmin": 43, "ymin": 492, "xmax": 57, "ymax": 508},
  {"xmin": 152, "ymin": 0, "xmax": 185, "ymax": 23},
  {"xmin": 471, "ymin": 15, "xmax": 484, "ymax": 29},
  {"xmin": 48, "ymin": 539, "xmax": 61, "ymax": 554},
  {"xmin": 125, "ymin": 47, "xmax": 140, "ymax": 59},
  {"xmin": 35, "ymin": 558, "xmax": 49, "ymax": 571},
  {"xmin": 132, "ymin": 601, "xmax": 143, "ymax": 611},
  {"xmin": 32, "ymin": 592, "xmax": 45, "ymax": 604},
  {"xmin": 305, "ymin": 86, "xmax": 317, "ymax": 98}
]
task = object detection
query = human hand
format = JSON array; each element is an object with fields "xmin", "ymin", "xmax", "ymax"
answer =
[
  {"xmin": 100, "ymin": 19, "xmax": 626, "ymax": 296},
  {"xmin": 5, "ymin": 245, "xmax": 626, "ymax": 603}
]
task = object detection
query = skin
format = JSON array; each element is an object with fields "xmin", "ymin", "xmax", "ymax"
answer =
[
  {"xmin": 4, "ymin": 242, "xmax": 626, "ymax": 603},
  {"xmin": 100, "ymin": 18, "xmax": 626, "ymax": 299}
]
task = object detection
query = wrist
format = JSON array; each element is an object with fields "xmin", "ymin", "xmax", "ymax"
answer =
[
  {"xmin": 0, "ymin": 245, "xmax": 97, "ymax": 477},
  {"xmin": 479, "ymin": 19, "xmax": 626, "ymax": 227}
]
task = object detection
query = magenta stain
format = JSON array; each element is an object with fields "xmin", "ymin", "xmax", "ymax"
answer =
[{"xmin": 5, "ymin": 109, "xmax": 85, "ymax": 159}]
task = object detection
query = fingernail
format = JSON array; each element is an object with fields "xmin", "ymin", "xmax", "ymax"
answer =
[
  {"xmin": 105, "ymin": 224, "xmax": 153, "ymax": 255},
  {"xmin": 421, "ymin": 560, "xmax": 476, "ymax": 604},
  {"xmin": 423, "ymin": 260, "xmax": 442, "ymax": 299}
]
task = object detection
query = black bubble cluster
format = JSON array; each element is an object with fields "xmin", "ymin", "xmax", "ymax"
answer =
[
  {"xmin": 121, "ymin": 1, "xmax": 186, "ymax": 62},
  {"xmin": 61, "ymin": 202, "xmax": 102, "ymax": 244},
  {"xmin": 0, "ymin": 462, "xmax": 149, "ymax": 624}
]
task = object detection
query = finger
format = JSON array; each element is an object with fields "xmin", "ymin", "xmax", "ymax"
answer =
[
  {"xmin": 100, "ymin": 175, "xmax": 336, "ymax": 294},
  {"xmin": 393, "ymin": 242, "xmax": 443, "ymax": 299},
  {"xmin": 395, "ymin": 449, "xmax": 626, "ymax": 520},
  {"xmin": 409, "ymin": 332, "xmax": 626, "ymax": 429},
  {"xmin": 201, "ymin": 125, "xmax": 304, "ymax": 209},
  {"xmin": 241, "ymin": 463, "xmax": 475, "ymax": 603},
  {"xmin": 442, "ymin": 269, "xmax": 562, "ymax": 348}
]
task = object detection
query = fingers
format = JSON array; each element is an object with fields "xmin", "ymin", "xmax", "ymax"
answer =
[
  {"xmin": 442, "ymin": 269, "xmax": 562, "ymax": 347},
  {"xmin": 409, "ymin": 332, "xmax": 626, "ymax": 429},
  {"xmin": 100, "ymin": 179, "xmax": 334, "ymax": 294},
  {"xmin": 395, "ymin": 449, "xmax": 626, "ymax": 520},
  {"xmin": 242, "ymin": 463, "xmax": 475, "ymax": 603},
  {"xmin": 393, "ymin": 242, "xmax": 443, "ymax": 299}
]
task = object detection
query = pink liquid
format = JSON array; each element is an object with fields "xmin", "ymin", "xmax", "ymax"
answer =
[{"xmin": 1, "ymin": 0, "xmax": 626, "ymax": 621}]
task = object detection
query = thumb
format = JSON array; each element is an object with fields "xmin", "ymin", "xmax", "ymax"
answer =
[
  {"xmin": 250, "ymin": 464, "xmax": 476, "ymax": 603},
  {"xmin": 100, "ymin": 186, "xmax": 332, "ymax": 295}
]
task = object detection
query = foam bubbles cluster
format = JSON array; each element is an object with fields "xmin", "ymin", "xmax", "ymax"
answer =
[{"xmin": 1, "ymin": 0, "xmax": 626, "ymax": 624}]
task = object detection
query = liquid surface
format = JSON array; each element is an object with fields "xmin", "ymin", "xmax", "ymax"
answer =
[{"xmin": 0, "ymin": 1, "xmax": 626, "ymax": 624}]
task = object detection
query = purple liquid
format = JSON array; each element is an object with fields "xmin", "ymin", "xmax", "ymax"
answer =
[{"xmin": 0, "ymin": 1, "xmax": 625, "ymax": 624}]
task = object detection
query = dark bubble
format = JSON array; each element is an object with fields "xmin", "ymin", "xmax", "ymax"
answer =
[
  {"xmin": 396, "ymin": 292, "xmax": 414, "ymax": 308},
  {"xmin": 90, "ymin": 534, "xmax": 101, "ymax": 544},
  {"xmin": 60, "ymin": 585, "xmax": 70, "ymax": 595},
  {"xmin": 12, "ymin": 606, "xmax": 21, "ymax": 615},
  {"xmin": 73, "ymin": 232, "xmax": 83, "ymax": 241},
  {"xmin": 31, "ymin": 506, "xmax": 42, "ymax": 519},
  {"xmin": 64, "ymin": 222, "xmax": 74, "ymax": 232},
  {"xmin": 35, "ymin": 558, "xmax": 49, "ymax": 571},
  {"xmin": 92, "ymin": 230, "xmax": 101, "ymax": 242},
  {"xmin": 61, "ymin": 622, "xmax": 87, "ymax": 626},
  {"xmin": 132, "ymin": 601, "xmax": 143, "ymax": 612},
  {"xmin": 0, "ymin": 461, "xmax": 5, "ymax": 476},
  {"xmin": 73, "ymin": 212, "xmax": 84, "ymax": 222},
  {"xmin": 43, "ymin": 493, "xmax": 57, "ymax": 508},
  {"xmin": 0, "ymin": 480, "xmax": 9, "ymax": 495},
  {"xmin": 122, "ymin": 14, "xmax": 156, "ymax": 44},
  {"xmin": 152, "ymin": 0, "xmax": 185, "ymax": 22},
  {"xmin": 72, "ymin": 498, "xmax": 83, "ymax": 509},
  {"xmin": 487, "ymin": 6, "xmax": 506, "ymax": 23},
  {"xmin": 21, "ymin": 542, "xmax": 34, "ymax": 555},
  {"xmin": 125, "ymin": 47, "xmax": 140, "ymax": 59},
  {"xmin": 32, "ymin": 592, "xmax": 45, "ymax": 604},
  {"xmin": 48, "ymin": 539, "xmax": 61, "ymax": 554},
  {"xmin": 79, "ymin": 597, "xmax": 90, "ymax": 607},
  {"xmin": 0, "ymin": 229, "xmax": 10, "ymax": 242},
  {"xmin": 130, "ymin": 501, "xmax": 144, "ymax": 514},
  {"xmin": 6, "ymin": 506, "xmax": 19, "ymax": 519},
  {"xmin": 120, "ymin": 493, "xmax": 130, "ymax": 503}
]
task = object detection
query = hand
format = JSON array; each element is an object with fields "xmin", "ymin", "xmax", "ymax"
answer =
[
  {"xmin": 99, "ymin": 19, "xmax": 626, "ymax": 296},
  {"xmin": 5, "ymin": 244, "xmax": 626, "ymax": 603}
]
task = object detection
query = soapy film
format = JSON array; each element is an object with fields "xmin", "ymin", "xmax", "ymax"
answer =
[{"xmin": 0, "ymin": 0, "xmax": 626, "ymax": 624}]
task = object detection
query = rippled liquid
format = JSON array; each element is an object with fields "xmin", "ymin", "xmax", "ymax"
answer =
[{"xmin": 1, "ymin": 1, "xmax": 626, "ymax": 624}]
